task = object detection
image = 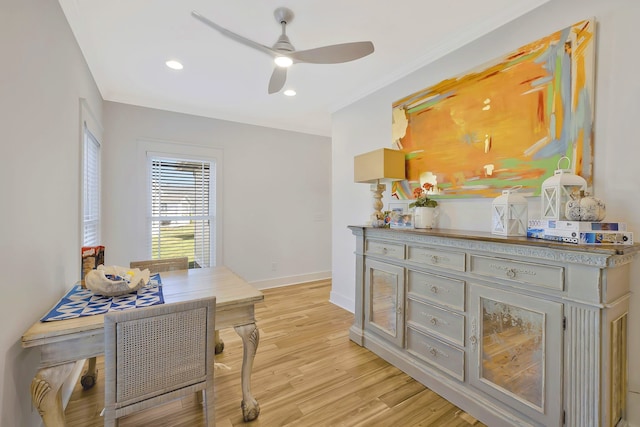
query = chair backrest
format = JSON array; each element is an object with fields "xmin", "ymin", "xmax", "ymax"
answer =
[
  {"xmin": 129, "ymin": 256, "xmax": 189, "ymax": 274},
  {"xmin": 103, "ymin": 297, "xmax": 216, "ymax": 426}
]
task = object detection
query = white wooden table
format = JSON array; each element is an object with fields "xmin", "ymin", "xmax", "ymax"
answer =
[{"xmin": 22, "ymin": 266, "xmax": 264, "ymax": 426}]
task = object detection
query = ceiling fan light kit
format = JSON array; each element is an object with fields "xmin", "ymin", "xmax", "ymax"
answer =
[
  {"xmin": 165, "ymin": 60, "xmax": 183, "ymax": 70},
  {"xmin": 274, "ymin": 56, "xmax": 293, "ymax": 68},
  {"xmin": 191, "ymin": 7, "xmax": 374, "ymax": 94}
]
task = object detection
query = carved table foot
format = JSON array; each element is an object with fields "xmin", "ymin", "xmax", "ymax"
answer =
[
  {"xmin": 31, "ymin": 362, "xmax": 76, "ymax": 427},
  {"xmin": 234, "ymin": 322, "xmax": 260, "ymax": 421},
  {"xmin": 80, "ymin": 356, "xmax": 97, "ymax": 390},
  {"xmin": 241, "ymin": 397, "xmax": 260, "ymax": 422}
]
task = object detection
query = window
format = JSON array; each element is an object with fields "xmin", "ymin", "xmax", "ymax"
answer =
[
  {"xmin": 148, "ymin": 156, "xmax": 215, "ymax": 268},
  {"xmin": 82, "ymin": 124, "xmax": 100, "ymax": 245}
]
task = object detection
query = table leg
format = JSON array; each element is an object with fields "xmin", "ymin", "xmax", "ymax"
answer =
[
  {"xmin": 234, "ymin": 323, "xmax": 260, "ymax": 422},
  {"xmin": 30, "ymin": 362, "xmax": 75, "ymax": 427},
  {"xmin": 80, "ymin": 356, "xmax": 97, "ymax": 389}
]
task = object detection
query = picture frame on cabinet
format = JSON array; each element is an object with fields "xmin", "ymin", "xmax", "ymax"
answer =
[
  {"xmin": 389, "ymin": 211, "xmax": 413, "ymax": 229},
  {"xmin": 388, "ymin": 201, "xmax": 409, "ymax": 213}
]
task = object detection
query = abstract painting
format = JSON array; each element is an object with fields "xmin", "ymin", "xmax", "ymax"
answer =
[{"xmin": 391, "ymin": 19, "xmax": 596, "ymax": 199}]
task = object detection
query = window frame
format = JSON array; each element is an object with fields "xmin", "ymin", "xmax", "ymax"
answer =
[
  {"xmin": 138, "ymin": 140, "xmax": 223, "ymax": 268},
  {"xmin": 147, "ymin": 154, "xmax": 215, "ymax": 268},
  {"xmin": 79, "ymin": 99, "xmax": 103, "ymax": 248},
  {"xmin": 82, "ymin": 125, "xmax": 101, "ymax": 245}
]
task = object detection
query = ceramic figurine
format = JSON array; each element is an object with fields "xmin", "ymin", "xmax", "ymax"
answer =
[{"xmin": 565, "ymin": 190, "xmax": 606, "ymax": 221}]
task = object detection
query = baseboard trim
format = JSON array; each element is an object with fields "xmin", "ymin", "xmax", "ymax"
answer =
[
  {"xmin": 329, "ymin": 291, "xmax": 354, "ymax": 313},
  {"xmin": 250, "ymin": 271, "xmax": 332, "ymax": 290}
]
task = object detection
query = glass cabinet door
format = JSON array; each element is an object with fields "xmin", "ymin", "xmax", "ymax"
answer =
[
  {"xmin": 364, "ymin": 259, "xmax": 405, "ymax": 347},
  {"xmin": 469, "ymin": 283, "xmax": 563, "ymax": 426}
]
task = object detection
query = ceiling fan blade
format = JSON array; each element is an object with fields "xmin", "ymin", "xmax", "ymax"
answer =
[
  {"xmin": 289, "ymin": 41, "xmax": 374, "ymax": 64},
  {"xmin": 191, "ymin": 11, "xmax": 277, "ymax": 58},
  {"xmin": 268, "ymin": 67, "xmax": 287, "ymax": 94}
]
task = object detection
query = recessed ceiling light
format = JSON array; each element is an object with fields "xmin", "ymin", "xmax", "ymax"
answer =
[
  {"xmin": 284, "ymin": 89, "xmax": 296, "ymax": 97},
  {"xmin": 165, "ymin": 60, "xmax": 183, "ymax": 70}
]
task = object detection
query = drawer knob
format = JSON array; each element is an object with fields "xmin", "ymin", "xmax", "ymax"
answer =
[
  {"xmin": 429, "ymin": 348, "xmax": 438, "ymax": 357},
  {"xmin": 430, "ymin": 255, "xmax": 438, "ymax": 263},
  {"xmin": 430, "ymin": 317, "xmax": 438, "ymax": 326},
  {"xmin": 430, "ymin": 285, "xmax": 438, "ymax": 294},
  {"xmin": 382, "ymin": 247, "xmax": 388, "ymax": 254},
  {"xmin": 470, "ymin": 317, "xmax": 478, "ymax": 349},
  {"xmin": 506, "ymin": 268, "xmax": 516, "ymax": 278}
]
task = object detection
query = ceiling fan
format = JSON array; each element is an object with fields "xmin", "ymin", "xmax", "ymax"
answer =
[{"xmin": 191, "ymin": 7, "xmax": 375, "ymax": 94}]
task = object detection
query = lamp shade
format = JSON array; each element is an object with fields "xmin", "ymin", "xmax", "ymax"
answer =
[
  {"xmin": 354, "ymin": 148, "xmax": 405, "ymax": 183},
  {"xmin": 354, "ymin": 148, "xmax": 406, "ymax": 227}
]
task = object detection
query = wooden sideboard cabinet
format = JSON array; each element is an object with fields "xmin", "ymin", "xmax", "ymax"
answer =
[{"xmin": 348, "ymin": 226, "xmax": 639, "ymax": 427}]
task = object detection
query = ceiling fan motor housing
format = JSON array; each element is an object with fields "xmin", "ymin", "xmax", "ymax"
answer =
[
  {"xmin": 273, "ymin": 8, "xmax": 295, "ymax": 53},
  {"xmin": 273, "ymin": 34, "xmax": 294, "ymax": 52}
]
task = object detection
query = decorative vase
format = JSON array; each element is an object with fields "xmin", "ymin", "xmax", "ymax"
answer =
[
  {"xmin": 414, "ymin": 207, "xmax": 438, "ymax": 229},
  {"xmin": 565, "ymin": 191, "xmax": 606, "ymax": 221}
]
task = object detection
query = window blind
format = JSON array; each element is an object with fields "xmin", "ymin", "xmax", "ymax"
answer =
[
  {"xmin": 148, "ymin": 157, "xmax": 215, "ymax": 268},
  {"xmin": 83, "ymin": 126, "xmax": 100, "ymax": 246}
]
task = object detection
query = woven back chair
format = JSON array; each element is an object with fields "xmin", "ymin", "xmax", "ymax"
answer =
[
  {"xmin": 103, "ymin": 297, "xmax": 216, "ymax": 426},
  {"xmin": 129, "ymin": 256, "xmax": 189, "ymax": 274},
  {"xmin": 81, "ymin": 257, "xmax": 190, "ymax": 391},
  {"xmin": 129, "ymin": 256, "xmax": 224, "ymax": 354}
]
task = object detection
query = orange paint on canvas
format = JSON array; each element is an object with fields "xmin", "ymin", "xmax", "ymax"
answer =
[
  {"xmin": 400, "ymin": 55, "xmax": 550, "ymax": 184},
  {"xmin": 554, "ymin": 90, "xmax": 564, "ymax": 140},
  {"xmin": 574, "ymin": 129, "xmax": 584, "ymax": 171},
  {"xmin": 392, "ymin": 19, "xmax": 596, "ymax": 198}
]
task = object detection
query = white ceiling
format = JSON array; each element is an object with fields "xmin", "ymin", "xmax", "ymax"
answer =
[{"xmin": 58, "ymin": 0, "xmax": 549, "ymax": 137}]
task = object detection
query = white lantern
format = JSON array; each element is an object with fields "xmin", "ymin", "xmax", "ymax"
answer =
[
  {"xmin": 492, "ymin": 186, "xmax": 528, "ymax": 236},
  {"xmin": 540, "ymin": 156, "xmax": 587, "ymax": 221}
]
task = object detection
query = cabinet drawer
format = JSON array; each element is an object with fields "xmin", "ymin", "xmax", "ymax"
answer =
[
  {"xmin": 469, "ymin": 255, "xmax": 564, "ymax": 291},
  {"xmin": 365, "ymin": 239, "xmax": 405, "ymax": 260},
  {"xmin": 407, "ymin": 270, "xmax": 465, "ymax": 312},
  {"xmin": 407, "ymin": 246, "xmax": 465, "ymax": 272},
  {"xmin": 407, "ymin": 298, "xmax": 464, "ymax": 346},
  {"xmin": 407, "ymin": 327, "xmax": 464, "ymax": 381}
]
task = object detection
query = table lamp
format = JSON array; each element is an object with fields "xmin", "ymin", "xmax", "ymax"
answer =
[{"xmin": 354, "ymin": 148, "xmax": 406, "ymax": 227}]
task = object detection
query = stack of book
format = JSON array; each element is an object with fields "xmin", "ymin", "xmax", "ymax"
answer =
[{"xmin": 527, "ymin": 219, "xmax": 633, "ymax": 245}]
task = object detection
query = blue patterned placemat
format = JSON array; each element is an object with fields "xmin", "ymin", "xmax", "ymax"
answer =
[{"xmin": 41, "ymin": 273, "xmax": 164, "ymax": 322}]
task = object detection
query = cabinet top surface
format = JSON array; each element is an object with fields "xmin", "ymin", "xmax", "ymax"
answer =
[{"xmin": 348, "ymin": 226, "xmax": 640, "ymax": 256}]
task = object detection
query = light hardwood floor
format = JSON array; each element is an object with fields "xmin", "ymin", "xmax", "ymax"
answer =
[{"xmin": 64, "ymin": 280, "xmax": 485, "ymax": 427}]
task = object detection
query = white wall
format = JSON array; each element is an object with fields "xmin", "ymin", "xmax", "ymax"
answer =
[
  {"xmin": 102, "ymin": 102, "xmax": 332, "ymax": 287},
  {"xmin": 0, "ymin": 1, "xmax": 103, "ymax": 425},
  {"xmin": 331, "ymin": 0, "xmax": 640, "ymax": 424}
]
